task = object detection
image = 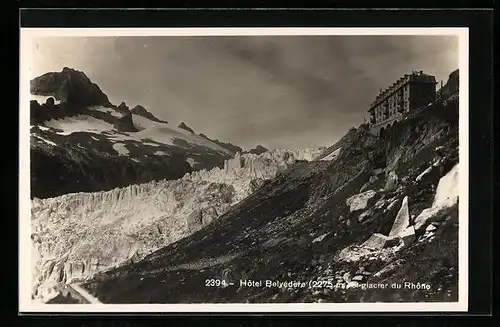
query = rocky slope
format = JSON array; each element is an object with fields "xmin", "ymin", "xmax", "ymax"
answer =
[
  {"xmin": 29, "ymin": 68, "xmax": 236, "ymax": 199},
  {"xmin": 82, "ymin": 92, "xmax": 460, "ymax": 304},
  {"xmin": 30, "ymin": 148, "xmax": 324, "ymax": 302}
]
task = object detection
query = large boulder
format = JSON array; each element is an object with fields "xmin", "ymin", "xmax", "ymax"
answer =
[
  {"xmin": 414, "ymin": 163, "xmax": 459, "ymax": 231},
  {"xmin": 361, "ymin": 233, "xmax": 389, "ymax": 250},
  {"xmin": 346, "ymin": 190, "xmax": 376, "ymax": 212},
  {"xmin": 388, "ymin": 196, "xmax": 410, "ymax": 238},
  {"xmin": 384, "ymin": 171, "xmax": 399, "ymax": 192},
  {"xmin": 399, "ymin": 225, "xmax": 416, "ymax": 247}
]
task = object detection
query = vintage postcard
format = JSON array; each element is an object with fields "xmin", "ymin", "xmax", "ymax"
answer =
[{"xmin": 19, "ymin": 27, "xmax": 468, "ymax": 312}]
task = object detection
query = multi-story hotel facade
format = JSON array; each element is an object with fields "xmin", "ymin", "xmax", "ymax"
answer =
[{"xmin": 368, "ymin": 70, "xmax": 437, "ymax": 136}]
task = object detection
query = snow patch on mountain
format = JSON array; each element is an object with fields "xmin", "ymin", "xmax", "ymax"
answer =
[
  {"xmin": 320, "ymin": 147, "xmax": 342, "ymax": 161},
  {"xmin": 143, "ymin": 142, "xmax": 159, "ymax": 147},
  {"xmin": 186, "ymin": 158, "xmax": 197, "ymax": 167},
  {"xmin": 112, "ymin": 143, "xmax": 129, "ymax": 155},
  {"xmin": 90, "ymin": 106, "xmax": 122, "ymax": 118},
  {"xmin": 35, "ymin": 136, "xmax": 57, "ymax": 147},
  {"xmin": 39, "ymin": 111, "xmax": 234, "ymax": 157},
  {"xmin": 44, "ymin": 115, "xmax": 114, "ymax": 136},
  {"xmin": 37, "ymin": 125, "xmax": 51, "ymax": 132},
  {"xmin": 133, "ymin": 115, "xmax": 233, "ymax": 155}
]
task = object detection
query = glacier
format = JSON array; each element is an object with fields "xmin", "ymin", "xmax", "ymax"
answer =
[{"xmin": 30, "ymin": 147, "xmax": 327, "ymax": 300}]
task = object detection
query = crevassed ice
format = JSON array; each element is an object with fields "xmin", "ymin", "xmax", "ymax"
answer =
[{"xmin": 30, "ymin": 147, "xmax": 324, "ymax": 293}]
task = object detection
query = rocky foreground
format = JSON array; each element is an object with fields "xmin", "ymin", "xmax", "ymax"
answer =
[{"xmin": 80, "ymin": 93, "xmax": 460, "ymax": 303}]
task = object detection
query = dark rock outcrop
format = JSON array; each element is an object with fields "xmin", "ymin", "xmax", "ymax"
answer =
[
  {"xmin": 30, "ymin": 67, "xmax": 113, "ymax": 124},
  {"xmin": 30, "ymin": 67, "xmax": 112, "ymax": 108},
  {"xmin": 130, "ymin": 105, "xmax": 168, "ymax": 123},
  {"xmin": 30, "ymin": 99, "xmax": 68, "ymax": 125},
  {"xmin": 114, "ymin": 113, "xmax": 138, "ymax": 132},
  {"xmin": 178, "ymin": 122, "xmax": 195, "ymax": 133},
  {"xmin": 246, "ymin": 144, "xmax": 268, "ymax": 155},
  {"xmin": 249, "ymin": 178, "xmax": 268, "ymax": 192},
  {"xmin": 115, "ymin": 102, "xmax": 130, "ymax": 115}
]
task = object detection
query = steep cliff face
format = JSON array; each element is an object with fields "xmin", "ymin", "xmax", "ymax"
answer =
[
  {"xmin": 438, "ymin": 69, "xmax": 459, "ymax": 100},
  {"xmin": 30, "ymin": 147, "xmax": 325, "ymax": 301},
  {"xmin": 83, "ymin": 95, "xmax": 460, "ymax": 304}
]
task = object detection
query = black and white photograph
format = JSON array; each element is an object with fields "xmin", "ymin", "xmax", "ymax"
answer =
[{"xmin": 19, "ymin": 28, "xmax": 468, "ymax": 312}]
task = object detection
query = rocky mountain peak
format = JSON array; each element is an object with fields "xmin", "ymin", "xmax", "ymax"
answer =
[
  {"xmin": 130, "ymin": 105, "xmax": 168, "ymax": 124},
  {"xmin": 130, "ymin": 105, "xmax": 147, "ymax": 115},
  {"xmin": 178, "ymin": 122, "xmax": 195, "ymax": 133},
  {"xmin": 116, "ymin": 102, "xmax": 130, "ymax": 114},
  {"xmin": 246, "ymin": 144, "xmax": 268, "ymax": 155},
  {"xmin": 30, "ymin": 67, "xmax": 112, "ymax": 108}
]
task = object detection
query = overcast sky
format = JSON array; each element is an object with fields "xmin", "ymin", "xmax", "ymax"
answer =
[{"xmin": 29, "ymin": 35, "xmax": 458, "ymax": 149}]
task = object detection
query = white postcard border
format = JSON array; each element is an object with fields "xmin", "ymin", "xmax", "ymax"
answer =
[{"xmin": 19, "ymin": 27, "xmax": 469, "ymax": 313}]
